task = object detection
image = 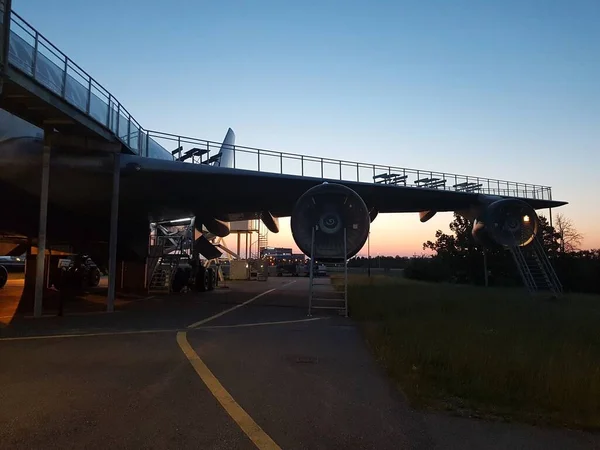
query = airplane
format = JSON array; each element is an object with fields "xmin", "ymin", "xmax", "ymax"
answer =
[
  {"xmin": 0, "ymin": 9, "xmax": 567, "ymax": 287},
  {"xmin": 0, "ymin": 107, "xmax": 566, "ymax": 264}
]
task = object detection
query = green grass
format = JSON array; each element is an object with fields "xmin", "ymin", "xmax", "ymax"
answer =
[{"xmin": 339, "ymin": 275, "xmax": 600, "ymax": 430}]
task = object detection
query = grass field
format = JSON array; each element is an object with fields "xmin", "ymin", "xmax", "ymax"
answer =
[{"xmin": 341, "ymin": 275, "xmax": 600, "ymax": 430}]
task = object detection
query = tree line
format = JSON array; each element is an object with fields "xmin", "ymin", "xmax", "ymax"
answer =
[{"xmin": 406, "ymin": 213, "xmax": 599, "ymax": 294}]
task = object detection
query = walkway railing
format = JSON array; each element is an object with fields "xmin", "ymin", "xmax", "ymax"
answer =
[
  {"xmin": 5, "ymin": 9, "xmax": 553, "ymax": 201},
  {"xmin": 6, "ymin": 11, "xmax": 172, "ymax": 159},
  {"xmin": 145, "ymin": 130, "xmax": 553, "ymax": 200}
]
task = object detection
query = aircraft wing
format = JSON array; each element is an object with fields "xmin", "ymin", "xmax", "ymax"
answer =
[{"xmin": 121, "ymin": 153, "xmax": 566, "ymax": 221}]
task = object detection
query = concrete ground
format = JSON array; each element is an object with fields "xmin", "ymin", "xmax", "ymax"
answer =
[{"xmin": 1, "ymin": 277, "xmax": 599, "ymax": 449}]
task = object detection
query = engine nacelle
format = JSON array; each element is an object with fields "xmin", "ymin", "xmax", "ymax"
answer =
[
  {"xmin": 291, "ymin": 183, "xmax": 370, "ymax": 262},
  {"xmin": 472, "ymin": 199, "xmax": 539, "ymax": 248}
]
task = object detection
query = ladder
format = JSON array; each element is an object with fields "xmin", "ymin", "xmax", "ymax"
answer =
[
  {"xmin": 509, "ymin": 236, "xmax": 562, "ymax": 296},
  {"xmin": 258, "ymin": 231, "xmax": 268, "ymax": 255},
  {"xmin": 308, "ymin": 227, "xmax": 348, "ymax": 317}
]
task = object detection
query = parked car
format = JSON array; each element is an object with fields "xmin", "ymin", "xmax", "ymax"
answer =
[
  {"xmin": 298, "ymin": 263, "xmax": 327, "ymax": 277},
  {"xmin": 316, "ymin": 263, "xmax": 328, "ymax": 277},
  {"xmin": 276, "ymin": 263, "xmax": 299, "ymax": 277},
  {"xmin": 0, "ymin": 255, "xmax": 25, "ymax": 271}
]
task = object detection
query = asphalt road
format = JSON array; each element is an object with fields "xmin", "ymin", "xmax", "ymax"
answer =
[{"xmin": 1, "ymin": 278, "xmax": 599, "ymax": 449}]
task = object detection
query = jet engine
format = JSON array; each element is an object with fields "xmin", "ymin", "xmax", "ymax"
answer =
[
  {"xmin": 290, "ymin": 183, "xmax": 370, "ymax": 262},
  {"xmin": 472, "ymin": 198, "xmax": 539, "ymax": 248}
]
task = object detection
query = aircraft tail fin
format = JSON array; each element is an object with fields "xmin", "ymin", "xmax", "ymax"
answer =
[{"xmin": 213, "ymin": 128, "xmax": 235, "ymax": 168}]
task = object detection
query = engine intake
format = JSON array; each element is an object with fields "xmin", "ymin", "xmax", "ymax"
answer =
[
  {"xmin": 472, "ymin": 199, "xmax": 539, "ymax": 248},
  {"xmin": 291, "ymin": 183, "xmax": 370, "ymax": 262}
]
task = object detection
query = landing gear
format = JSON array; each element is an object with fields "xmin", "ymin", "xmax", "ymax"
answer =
[
  {"xmin": 207, "ymin": 267, "xmax": 215, "ymax": 291},
  {"xmin": 172, "ymin": 267, "xmax": 189, "ymax": 293},
  {"xmin": 0, "ymin": 265, "xmax": 7, "ymax": 289},
  {"xmin": 194, "ymin": 266, "xmax": 217, "ymax": 292},
  {"xmin": 195, "ymin": 266, "xmax": 210, "ymax": 292},
  {"xmin": 212, "ymin": 267, "xmax": 219, "ymax": 288}
]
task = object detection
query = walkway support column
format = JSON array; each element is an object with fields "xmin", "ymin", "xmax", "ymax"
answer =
[
  {"xmin": 107, "ymin": 151, "xmax": 120, "ymax": 312},
  {"xmin": 34, "ymin": 130, "xmax": 51, "ymax": 318}
]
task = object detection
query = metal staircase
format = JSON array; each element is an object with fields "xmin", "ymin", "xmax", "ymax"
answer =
[
  {"xmin": 509, "ymin": 236, "xmax": 562, "ymax": 296},
  {"xmin": 148, "ymin": 256, "xmax": 179, "ymax": 294},
  {"xmin": 308, "ymin": 227, "xmax": 348, "ymax": 317},
  {"xmin": 148, "ymin": 218, "xmax": 194, "ymax": 294}
]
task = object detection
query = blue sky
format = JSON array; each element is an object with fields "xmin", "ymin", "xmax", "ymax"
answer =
[{"xmin": 12, "ymin": 0, "xmax": 600, "ymax": 253}]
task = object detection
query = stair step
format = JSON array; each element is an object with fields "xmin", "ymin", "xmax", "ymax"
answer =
[
  {"xmin": 312, "ymin": 297, "xmax": 345, "ymax": 302},
  {"xmin": 312, "ymin": 305, "xmax": 346, "ymax": 310}
]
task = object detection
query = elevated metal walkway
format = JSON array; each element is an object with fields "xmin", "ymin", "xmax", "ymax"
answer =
[
  {"xmin": 144, "ymin": 130, "xmax": 553, "ymax": 200},
  {"xmin": 0, "ymin": 8, "xmax": 171, "ymax": 158},
  {"xmin": 0, "ymin": 6, "xmax": 554, "ymax": 202}
]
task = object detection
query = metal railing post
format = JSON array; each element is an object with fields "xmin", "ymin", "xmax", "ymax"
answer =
[
  {"xmin": 60, "ymin": 57, "xmax": 68, "ymax": 97},
  {"xmin": 280, "ymin": 153, "xmax": 283, "ymax": 174},
  {"xmin": 106, "ymin": 94, "xmax": 112, "ymax": 128},
  {"xmin": 85, "ymin": 77, "xmax": 91, "ymax": 114},
  {"xmin": 116, "ymin": 102, "xmax": 120, "ymax": 137},
  {"xmin": 32, "ymin": 31, "xmax": 39, "ymax": 75},
  {"xmin": 257, "ymin": 148, "xmax": 260, "ymax": 171},
  {"xmin": 127, "ymin": 115, "xmax": 131, "ymax": 147},
  {"xmin": 301, "ymin": 155, "xmax": 304, "ymax": 176},
  {"xmin": 321, "ymin": 158, "xmax": 324, "ymax": 178}
]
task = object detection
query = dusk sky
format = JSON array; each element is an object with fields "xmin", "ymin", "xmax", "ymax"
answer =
[{"xmin": 14, "ymin": 0, "xmax": 600, "ymax": 255}]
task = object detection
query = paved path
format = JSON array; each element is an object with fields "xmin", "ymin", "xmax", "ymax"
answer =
[{"xmin": 1, "ymin": 277, "xmax": 599, "ymax": 449}]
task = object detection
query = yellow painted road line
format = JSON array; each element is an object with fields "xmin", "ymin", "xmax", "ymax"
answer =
[
  {"xmin": 176, "ymin": 331, "xmax": 281, "ymax": 450},
  {"xmin": 0, "ymin": 314, "xmax": 318, "ymax": 342},
  {"xmin": 199, "ymin": 316, "xmax": 324, "ymax": 330},
  {"xmin": 187, "ymin": 289, "xmax": 275, "ymax": 328},
  {"xmin": 179, "ymin": 282, "xmax": 298, "ymax": 449},
  {"xmin": 0, "ymin": 327, "xmax": 180, "ymax": 342},
  {"xmin": 187, "ymin": 280, "xmax": 297, "ymax": 329}
]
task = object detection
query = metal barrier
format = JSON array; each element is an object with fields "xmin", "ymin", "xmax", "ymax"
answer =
[
  {"xmin": 6, "ymin": 11, "xmax": 171, "ymax": 158},
  {"xmin": 145, "ymin": 130, "xmax": 553, "ymax": 200}
]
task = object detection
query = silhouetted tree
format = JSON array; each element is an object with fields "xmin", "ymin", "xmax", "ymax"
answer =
[
  {"xmin": 554, "ymin": 213, "xmax": 583, "ymax": 253},
  {"xmin": 537, "ymin": 215, "xmax": 561, "ymax": 255}
]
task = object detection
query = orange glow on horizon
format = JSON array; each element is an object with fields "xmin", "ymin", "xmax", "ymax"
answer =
[{"xmin": 223, "ymin": 210, "xmax": 600, "ymax": 257}]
